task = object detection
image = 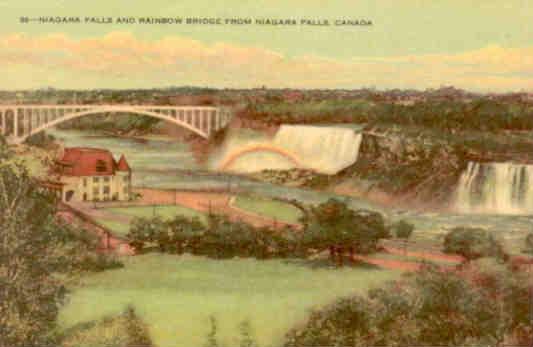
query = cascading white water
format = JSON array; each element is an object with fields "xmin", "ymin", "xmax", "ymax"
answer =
[
  {"xmin": 454, "ymin": 162, "xmax": 533, "ymax": 214},
  {"xmin": 214, "ymin": 125, "xmax": 363, "ymax": 175},
  {"xmin": 272, "ymin": 125, "xmax": 363, "ymax": 174}
]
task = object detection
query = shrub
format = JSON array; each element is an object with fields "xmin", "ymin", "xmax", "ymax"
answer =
[
  {"xmin": 126, "ymin": 216, "xmax": 167, "ymax": 251},
  {"xmin": 165, "ymin": 215, "xmax": 206, "ymax": 254},
  {"xmin": 443, "ymin": 227, "xmax": 507, "ymax": 262},
  {"xmin": 126, "ymin": 213, "xmax": 306, "ymax": 260},
  {"xmin": 393, "ymin": 220, "xmax": 414, "ymax": 240},
  {"xmin": 0, "ymin": 144, "xmax": 81, "ymax": 346},
  {"xmin": 204, "ymin": 316, "xmax": 221, "ymax": 347},
  {"xmin": 392, "ymin": 220, "xmax": 414, "ymax": 255},
  {"xmin": 238, "ymin": 320, "xmax": 258, "ymax": 347},
  {"xmin": 60, "ymin": 306, "xmax": 153, "ymax": 347},
  {"xmin": 285, "ymin": 264, "xmax": 526, "ymax": 347},
  {"xmin": 302, "ymin": 199, "xmax": 390, "ymax": 265}
]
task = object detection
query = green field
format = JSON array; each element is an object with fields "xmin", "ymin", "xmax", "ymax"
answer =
[
  {"xmin": 59, "ymin": 254, "xmax": 399, "ymax": 347},
  {"xmin": 107, "ymin": 205, "xmax": 206, "ymax": 222},
  {"xmin": 92, "ymin": 205, "xmax": 207, "ymax": 237},
  {"xmin": 96, "ymin": 219, "xmax": 130, "ymax": 237},
  {"xmin": 233, "ymin": 195, "xmax": 304, "ymax": 224}
]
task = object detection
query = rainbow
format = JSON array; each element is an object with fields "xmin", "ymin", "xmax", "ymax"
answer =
[{"xmin": 218, "ymin": 144, "xmax": 303, "ymax": 170}]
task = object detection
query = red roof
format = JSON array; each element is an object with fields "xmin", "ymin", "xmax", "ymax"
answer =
[
  {"xmin": 116, "ymin": 155, "xmax": 131, "ymax": 172},
  {"xmin": 56, "ymin": 147, "xmax": 126, "ymax": 176}
]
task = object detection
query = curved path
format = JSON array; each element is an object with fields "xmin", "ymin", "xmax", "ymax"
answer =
[
  {"xmin": 133, "ymin": 188, "xmax": 301, "ymax": 230},
  {"xmin": 57, "ymin": 206, "xmax": 135, "ymax": 256}
]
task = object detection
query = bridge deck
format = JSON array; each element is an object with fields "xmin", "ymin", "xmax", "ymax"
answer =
[{"xmin": 0, "ymin": 104, "xmax": 233, "ymax": 144}]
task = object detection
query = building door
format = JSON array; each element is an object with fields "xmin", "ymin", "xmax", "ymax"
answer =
[
  {"xmin": 83, "ymin": 193, "xmax": 87, "ymax": 201},
  {"xmin": 65, "ymin": 190, "xmax": 75, "ymax": 202}
]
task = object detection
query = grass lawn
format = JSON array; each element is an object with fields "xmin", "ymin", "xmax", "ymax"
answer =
[
  {"xmin": 59, "ymin": 253, "xmax": 399, "ymax": 347},
  {"xmin": 234, "ymin": 195, "xmax": 303, "ymax": 224},
  {"xmin": 107, "ymin": 205, "xmax": 207, "ymax": 223},
  {"xmin": 92, "ymin": 205, "xmax": 206, "ymax": 238},
  {"xmin": 95, "ymin": 219, "xmax": 130, "ymax": 237}
]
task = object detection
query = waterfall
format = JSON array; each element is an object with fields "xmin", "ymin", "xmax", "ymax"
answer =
[
  {"xmin": 273, "ymin": 125, "xmax": 363, "ymax": 174},
  {"xmin": 214, "ymin": 125, "xmax": 363, "ymax": 175},
  {"xmin": 454, "ymin": 162, "xmax": 533, "ymax": 214}
]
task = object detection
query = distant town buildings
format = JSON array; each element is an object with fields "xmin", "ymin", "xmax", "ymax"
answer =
[{"xmin": 50, "ymin": 147, "xmax": 131, "ymax": 202}]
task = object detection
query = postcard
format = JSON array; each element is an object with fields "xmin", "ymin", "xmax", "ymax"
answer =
[{"xmin": 1, "ymin": 1, "xmax": 532, "ymax": 347}]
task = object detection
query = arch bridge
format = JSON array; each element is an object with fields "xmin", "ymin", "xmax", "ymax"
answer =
[{"xmin": 0, "ymin": 105, "xmax": 233, "ymax": 144}]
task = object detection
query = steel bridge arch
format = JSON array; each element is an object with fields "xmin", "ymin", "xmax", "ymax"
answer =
[{"xmin": 15, "ymin": 107, "xmax": 211, "ymax": 143}]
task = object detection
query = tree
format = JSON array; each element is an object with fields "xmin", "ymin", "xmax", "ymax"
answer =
[
  {"xmin": 443, "ymin": 227, "xmax": 507, "ymax": 263},
  {"xmin": 304, "ymin": 199, "xmax": 390, "ymax": 266},
  {"xmin": 0, "ymin": 144, "xmax": 65, "ymax": 346},
  {"xmin": 166, "ymin": 215, "xmax": 205, "ymax": 254},
  {"xmin": 126, "ymin": 216, "xmax": 167, "ymax": 252},
  {"xmin": 284, "ymin": 265, "xmax": 512, "ymax": 347},
  {"xmin": 393, "ymin": 220, "xmax": 414, "ymax": 255}
]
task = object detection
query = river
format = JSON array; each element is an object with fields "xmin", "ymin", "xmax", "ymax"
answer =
[{"xmin": 47, "ymin": 128, "xmax": 533, "ymax": 253}]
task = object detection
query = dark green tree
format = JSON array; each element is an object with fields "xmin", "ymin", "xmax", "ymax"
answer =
[
  {"xmin": 0, "ymin": 144, "xmax": 65, "ymax": 346},
  {"xmin": 304, "ymin": 199, "xmax": 390, "ymax": 265},
  {"xmin": 393, "ymin": 220, "xmax": 414, "ymax": 255},
  {"xmin": 126, "ymin": 216, "xmax": 167, "ymax": 252},
  {"xmin": 284, "ymin": 265, "xmax": 510, "ymax": 347},
  {"xmin": 443, "ymin": 227, "xmax": 507, "ymax": 263},
  {"xmin": 166, "ymin": 215, "xmax": 205, "ymax": 254}
]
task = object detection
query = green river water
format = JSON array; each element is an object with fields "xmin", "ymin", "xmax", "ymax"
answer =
[{"xmin": 47, "ymin": 128, "xmax": 533, "ymax": 253}]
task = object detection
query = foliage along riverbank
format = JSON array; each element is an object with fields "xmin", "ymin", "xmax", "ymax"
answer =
[
  {"xmin": 125, "ymin": 198, "xmax": 391, "ymax": 266},
  {"xmin": 0, "ymin": 138, "xmax": 127, "ymax": 347}
]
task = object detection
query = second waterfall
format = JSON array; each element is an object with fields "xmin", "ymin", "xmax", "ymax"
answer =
[{"xmin": 454, "ymin": 162, "xmax": 533, "ymax": 214}]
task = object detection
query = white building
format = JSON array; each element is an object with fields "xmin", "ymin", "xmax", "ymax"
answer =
[{"xmin": 52, "ymin": 147, "xmax": 132, "ymax": 202}]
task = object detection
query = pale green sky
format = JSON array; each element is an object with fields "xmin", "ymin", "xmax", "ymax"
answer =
[{"xmin": 0, "ymin": 0, "xmax": 532, "ymax": 91}]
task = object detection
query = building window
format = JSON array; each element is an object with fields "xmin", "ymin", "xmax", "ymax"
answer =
[
  {"xmin": 93, "ymin": 187, "xmax": 99, "ymax": 195},
  {"xmin": 123, "ymin": 187, "xmax": 128, "ymax": 194},
  {"xmin": 83, "ymin": 178, "xmax": 87, "ymax": 187},
  {"xmin": 103, "ymin": 186, "xmax": 110, "ymax": 194},
  {"xmin": 96, "ymin": 160, "xmax": 107, "ymax": 173},
  {"xmin": 93, "ymin": 177, "xmax": 99, "ymax": 183},
  {"xmin": 123, "ymin": 176, "xmax": 129, "ymax": 182},
  {"xmin": 104, "ymin": 177, "xmax": 110, "ymax": 183}
]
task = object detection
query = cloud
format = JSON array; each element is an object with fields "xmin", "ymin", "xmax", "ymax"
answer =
[{"xmin": 0, "ymin": 32, "xmax": 532, "ymax": 91}]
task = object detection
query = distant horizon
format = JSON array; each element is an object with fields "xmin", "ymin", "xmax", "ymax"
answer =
[
  {"xmin": 1, "ymin": 1, "xmax": 532, "ymax": 92},
  {"xmin": 0, "ymin": 85, "xmax": 531, "ymax": 95}
]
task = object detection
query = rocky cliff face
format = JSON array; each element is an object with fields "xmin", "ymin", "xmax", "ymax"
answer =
[{"xmin": 338, "ymin": 128, "xmax": 466, "ymax": 207}]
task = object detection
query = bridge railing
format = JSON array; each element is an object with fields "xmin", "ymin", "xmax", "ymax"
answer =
[{"xmin": 0, "ymin": 104, "xmax": 233, "ymax": 144}]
